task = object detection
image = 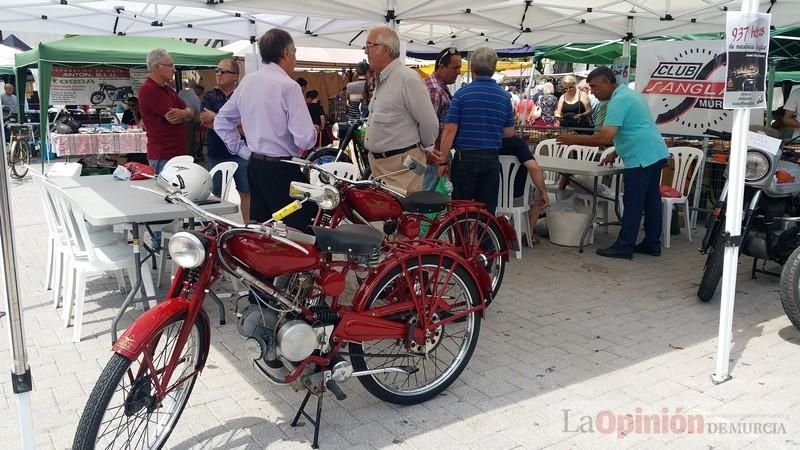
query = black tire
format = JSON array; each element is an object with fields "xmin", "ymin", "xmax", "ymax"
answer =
[
  {"xmin": 428, "ymin": 213, "xmax": 506, "ymax": 300},
  {"xmin": 780, "ymin": 246, "xmax": 800, "ymax": 331},
  {"xmin": 73, "ymin": 316, "xmax": 206, "ymax": 450},
  {"xmin": 353, "ymin": 148, "xmax": 371, "ymax": 180},
  {"xmin": 9, "ymin": 140, "xmax": 30, "ymax": 179},
  {"xmin": 307, "ymin": 147, "xmax": 351, "ymax": 166},
  {"xmin": 698, "ymin": 237, "xmax": 726, "ymax": 302},
  {"xmin": 349, "ymin": 255, "xmax": 481, "ymax": 405},
  {"xmin": 90, "ymin": 91, "xmax": 105, "ymax": 105}
]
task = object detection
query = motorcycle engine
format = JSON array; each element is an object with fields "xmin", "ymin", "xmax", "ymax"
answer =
[{"xmin": 236, "ymin": 272, "xmax": 337, "ymax": 384}]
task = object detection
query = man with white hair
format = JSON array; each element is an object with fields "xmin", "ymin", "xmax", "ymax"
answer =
[
  {"xmin": 138, "ymin": 48, "xmax": 194, "ymax": 174},
  {"xmin": 364, "ymin": 26, "xmax": 439, "ymax": 192},
  {"xmin": 1, "ymin": 83, "xmax": 17, "ymax": 116},
  {"xmin": 437, "ymin": 47, "xmax": 515, "ymax": 214}
]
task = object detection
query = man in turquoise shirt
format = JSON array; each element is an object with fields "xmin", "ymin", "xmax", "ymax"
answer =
[{"xmin": 558, "ymin": 66, "xmax": 669, "ymax": 259}]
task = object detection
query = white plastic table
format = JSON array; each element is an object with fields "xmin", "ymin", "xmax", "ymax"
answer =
[
  {"xmin": 54, "ymin": 175, "xmax": 238, "ymax": 341},
  {"xmin": 535, "ymin": 156, "xmax": 624, "ymax": 252}
]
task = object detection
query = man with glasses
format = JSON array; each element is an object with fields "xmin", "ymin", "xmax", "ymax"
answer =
[
  {"xmin": 198, "ymin": 58, "xmax": 251, "ymax": 223},
  {"xmin": 138, "ymin": 48, "xmax": 194, "ymax": 174},
  {"xmin": 423, "ymin": 47, "xmax": 462, "ymax": 191},
  {"xmin": 364, "ymin": 26, "xmax": 438, "ymax": 193},
  {"xmin": 215, "ymin": 28, "xmax": 318, "ymax": 231}
]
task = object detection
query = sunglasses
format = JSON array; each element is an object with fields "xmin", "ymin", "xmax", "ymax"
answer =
[
  {"xmin": 437, "ymin": 47, "xmax": 459, "ymax": 67},
  {"xmin": 215, "ymin": 68, "xmax": 236, "ymax": 75}
]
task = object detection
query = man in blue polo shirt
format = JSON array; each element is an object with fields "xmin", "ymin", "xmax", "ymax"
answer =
[
  {"xmin": 437, "ymin": 47, "xmax": 515, "ymax": 214},
  {"xmin": 558, "ymin": 66, "xmax": 668, "ymax": 259}
]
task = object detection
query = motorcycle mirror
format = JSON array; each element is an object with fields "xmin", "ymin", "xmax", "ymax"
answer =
[
  {"xmin": 402, "ymin": 155, "xmax": 427, "ymax": 176},
  {"xmin": 289, "ymin": 181, "xmax": 340, "ymax": 210}
]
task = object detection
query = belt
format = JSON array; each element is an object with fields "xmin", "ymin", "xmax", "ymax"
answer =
[
  {"xmin": 250, "ymin": 153, "xmax": 291, "ymax": 162},
  {"xmin": 371, "ymin": 144, "xmax": 418, "ymax": 159},
  {"xmin": 453, "ymin": 148, "xmax": 499, "ymax": 159}
]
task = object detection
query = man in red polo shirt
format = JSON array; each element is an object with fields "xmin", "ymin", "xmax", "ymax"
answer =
[{"xmin": 138, "ymin": 48, "xmax": 194, "ymax": 174}]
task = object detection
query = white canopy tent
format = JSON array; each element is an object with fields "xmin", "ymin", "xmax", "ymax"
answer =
[
  {"xmin": 2, "ymin": 2, "xmax": 800, "ymax": 448},
  {"xmin": 0, "ymin": 44, "xmax": 21, "ymax": 71},
  {"xmin": 1, "ymin": 1, "xmax": 798, "ymax": 51}
]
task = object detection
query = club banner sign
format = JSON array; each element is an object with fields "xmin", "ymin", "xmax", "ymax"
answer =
[
  {"xmin": 723, "ymin": 11, "xmax": 770, "ymax": 109},
  {"xmin": 636, "ymin": 40, "xmax": 729, "ymax": 136},
  {"xmin": 50, "ymin": 67, "xmax": 136, "ymax": 106}
]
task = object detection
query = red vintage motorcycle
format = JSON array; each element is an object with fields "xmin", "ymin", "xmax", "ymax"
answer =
[
  {"xmin": 294, "ymin": 158, "xmax": 517, "ymax": 299},
  {"xmin": 72, "ymin": 181, "xmax": 490, "ymax": 449}
]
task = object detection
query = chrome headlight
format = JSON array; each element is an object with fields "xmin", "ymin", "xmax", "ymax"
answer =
[
  {"xmin": 168, "ymin": 231, "xmax": 206, "ymax": 268},
  {"xmin": 745, "ymin": 150, "xmax": 770, "ymax": 182}
]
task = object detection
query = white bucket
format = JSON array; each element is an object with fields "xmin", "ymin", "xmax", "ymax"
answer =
[{"xmin": 547, "ymin": 208, "xmax": 595, "ymax": 247}]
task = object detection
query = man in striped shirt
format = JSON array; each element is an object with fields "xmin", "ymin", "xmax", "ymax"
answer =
[
  {"xmin": 437, "ymin": 47, "xmax": 515, "ymax": 214},
  {"xmin": 422, "ymin": 47, "xmax": 462, "ymax": 191}
]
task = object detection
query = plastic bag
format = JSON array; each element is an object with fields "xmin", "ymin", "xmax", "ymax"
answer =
[
  {"xmin": 123, "ymin": 162, "xmax": 155, "ymax": 180},
  {"xmin": 419, "ymin": 176, "xmax": 451, "ymax": 237}
]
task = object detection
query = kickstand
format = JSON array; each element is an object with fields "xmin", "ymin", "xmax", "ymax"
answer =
[{"xmin": 291, "ymin": 385, "xmax": 324, "ymax": 449}]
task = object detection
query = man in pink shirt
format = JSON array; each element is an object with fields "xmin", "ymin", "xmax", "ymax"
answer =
[{"xmin": 215, "ymin": 29, "xmax": 317, "ymax": 229}]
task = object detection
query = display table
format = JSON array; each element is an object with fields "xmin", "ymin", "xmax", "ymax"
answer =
[
  {"xmin": 535, "ymin": 156, "xmax": 624, "ymax": 252},
  {"xmin": 50, "ymin": 132, "xmax": 147, "ymax": 156}
]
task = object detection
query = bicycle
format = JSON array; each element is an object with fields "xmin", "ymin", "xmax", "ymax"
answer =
[{"xmin": 6, "ymin": 123, "xmax": 34, "ymax": 179}]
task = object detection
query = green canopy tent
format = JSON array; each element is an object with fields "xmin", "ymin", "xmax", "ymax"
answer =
[{"xmin": 13, "ymin": 35, "xmax": 231, "ymax": 159}]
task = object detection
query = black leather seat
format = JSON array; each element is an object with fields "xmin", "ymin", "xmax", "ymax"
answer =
[
  {"xmin": 310, "ymin": 224, "xmax": 384, "ymax": 255},
  {"xmin": 397, "ymin": 191, "xmax": 448, "ymax": 214}
]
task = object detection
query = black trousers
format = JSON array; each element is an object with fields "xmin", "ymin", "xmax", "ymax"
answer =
[
  {"xmin": 451, "ymin": 150, "xmax": 500, "ymax": 214},
  {"xmin": 247, "ymin": 157, "xmax": 318, "ymax": 232}
]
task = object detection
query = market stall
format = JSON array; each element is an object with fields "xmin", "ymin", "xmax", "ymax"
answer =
[{"xmin": 13, "ymin": 35, "xmax": 231, "ymax": 162}]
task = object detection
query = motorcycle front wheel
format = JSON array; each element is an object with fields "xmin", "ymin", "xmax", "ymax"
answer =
[
  {"xmin": 72, "ymin": 316, "xmax": 206, "ymax": 450},
  {"xmin": 780, "ymin": 246, "xmax": 800, "ymax": 331},
  {"xmin": 698, "ymin": 237, "xmax": 726, "ymax": 302},
  {"xmin": 429, "ymin": 213, "xmax": 506, "ymax": 300},
  {"xmin": 90, "ymin": 91, "xmax": 105, "ymax": 105},
  {"xmin": 349, "ymin": 255, "xmax": 481, "ymax": 405},
  {"xmin": 307, "ymin": 146, "xmax": 351, "ymax": 166}
]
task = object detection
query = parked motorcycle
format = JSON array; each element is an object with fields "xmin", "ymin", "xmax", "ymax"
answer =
[
  {"xmin": 306, "ymin": 119, "xmax": 370, "ymax": 179},
  {"xmin": 72, "ymin": 179, "xmax": 490, "ymax": 449},
  {"xmin": 294, "ymin": 158, "xmax": 516, "ymax": 300},
  {"xmin": 697, "ymin": 128, "xmax": 800, "ymax": 302},
  {"xmin": 90, "ymin": 83, "xmax": 134, "ymax": 105}
]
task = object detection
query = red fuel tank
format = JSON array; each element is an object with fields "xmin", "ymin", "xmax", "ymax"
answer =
[
  {"xmin": 346, "ymin": 187, "xmax": 404, "ymax": 222},
  {"xmin": 223, "ymin": 231, "xmax": 320, "ymax": 278}
]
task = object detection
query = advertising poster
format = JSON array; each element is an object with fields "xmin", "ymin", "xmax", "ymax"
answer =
[
  {"xmin": 50, "ymin": 67, "xmax": 135, "ymax": 106},
  {"xmin": 611, "ymin": 56, "xmax": 630, "ymax": 85},
  {"xmin": 636, "ymin": 40, "xmax": 729, "ymax": 136},
  {"xmin": 723, "ymin": 11, "xmax": 771, "ymax": 109}
]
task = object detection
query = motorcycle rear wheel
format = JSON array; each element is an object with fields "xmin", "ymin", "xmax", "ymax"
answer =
[
  {"xmin": 428, "ymin": 213, "xmax": 506, "ymax": 301},
  {"xmin": 698, "ymin": 238, "xmax": 726, "ymax": 302},
  {"xmin": 349, "ymin": 255, "xmax": 481, "ymax": 405},
  {"xmin": 72, "ymin": 316, "xmax": 205, "ymax": 450},
  {"xmin": 780, "ymin": 246, "xmax": 800, "ymax": 332}
]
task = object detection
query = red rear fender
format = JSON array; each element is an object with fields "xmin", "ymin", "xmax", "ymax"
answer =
[{"xmin": 112, "ymin": 298, "xmax": 211, "ymax": 368}]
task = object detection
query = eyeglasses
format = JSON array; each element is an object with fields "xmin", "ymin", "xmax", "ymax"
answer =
[
  {"xmin": 365, "ymin": 41, "xmax": 385, "ymax": 51},
  {"xmin": 437, "ymin": 47, "xmax": 459, "ymax": 68},
  {"xmin": 158, "ymin": 62, "xmax": 175, "ymax": 69},
  {"xmin": 215, "ymin": 68, "xmax": 237, "ymax": 75}
]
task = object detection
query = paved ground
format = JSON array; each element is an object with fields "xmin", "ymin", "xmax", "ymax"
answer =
[{"xmin": 2, "ymin": 174, "xmax": 800, "ymax": 449}]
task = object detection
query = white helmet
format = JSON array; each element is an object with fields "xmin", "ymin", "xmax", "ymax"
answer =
[{"xmin": 157, "ymin": 162, "xmax": 212, "ymax": 202}]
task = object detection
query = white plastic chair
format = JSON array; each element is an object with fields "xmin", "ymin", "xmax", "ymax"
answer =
[
  {"xmin": 164, "ymin": 155, "xmax": 195, "ymax": 168},
  {"xmin": 45, "ymin": 183, "xmax": 152, "ymax": 342},
  {"xmin": 533, "ymin": 139, "xmax": 569, "ymax": 187},
  {"xmin": 310, "ymin": 162, "xmax": 359, "ymax": 186},
  {"xmin": 662, "ymin": 146, "xmax": 703, "ymax": 248},
  {"xmin": 31, "ymin": 171, "xmax": 126, "ymax": 313},
  {"xmin": 209, "ymin": 161, "xmax": 239, "ymax": 200},
  {"xmin": 572, "ymin": 147, "xmax": 622, "ymax": 232},
  {"xmin": 497, "ymin": 155, "xmax": 531, "ymax": 259},
  {"xmin": 565, "ymin": 145, "xmax": 599, "ymax": 162}
]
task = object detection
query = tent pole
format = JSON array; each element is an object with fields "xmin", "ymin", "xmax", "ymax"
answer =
[
  {"xmin": 39, "ymin": 60, "xmax": 51, "ymax": 173},
  {"xmin": 712, "ymin": 0, "xmax": 759, "ymax": 384},
  {"xmin": 0, "ymin": 112, "xmax": 35, "ymax": 450},
  {"xmin": 766, "ymin": 61, "xmax": 776, "ymax": 125}
]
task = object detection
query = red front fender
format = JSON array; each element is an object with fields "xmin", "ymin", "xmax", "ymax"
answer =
[{"xmin": 112, "ymin": 298, "xmax": 211, "ymax": 369}]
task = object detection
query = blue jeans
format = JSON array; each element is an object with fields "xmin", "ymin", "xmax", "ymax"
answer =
[
  {"xmin": 148, "ymin": 159, "xmax": 169, "ymax": 175},
  {"xmin": 615, "ymin": 159, "xmax": 666, "ymax": 251},
  {"xmin": 450, "ymin": 150, "xmax": 500, "ymax": 214}
]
